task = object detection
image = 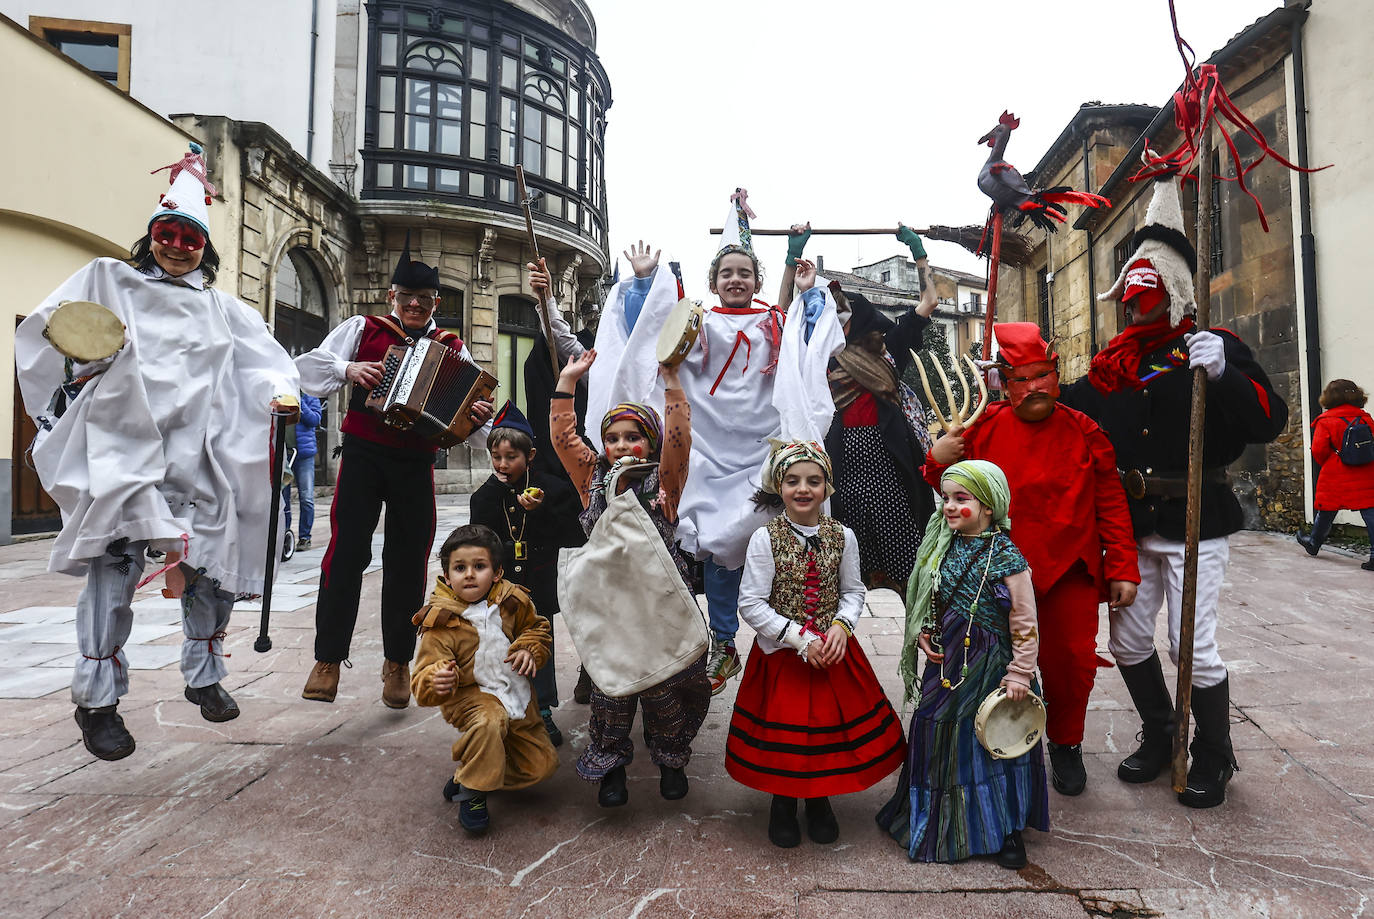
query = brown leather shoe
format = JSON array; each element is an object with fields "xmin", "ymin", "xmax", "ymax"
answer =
[
  {"xmin": 302, "ymin": 661, "xmax": 340, "ymax": 702},
  {"xmin": 382, "ymin": 660, "xmax": 410, "ymax": 709}
]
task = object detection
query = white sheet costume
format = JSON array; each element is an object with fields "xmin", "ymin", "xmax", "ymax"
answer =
[
  {"xmin": 582, "ymin": 269, "xmax": 843, "ymax": 569},
  {"xmin": 16, "ymin": 258, "xmax": 299, "ymax": 705}
]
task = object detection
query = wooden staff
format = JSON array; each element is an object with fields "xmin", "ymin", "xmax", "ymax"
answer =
[
  {"xmin": 254, "ymin": 409, "xmax": 293, "ymax": 653},
  {"xmin": 707, "ymin": 224, "xmax": 1035, "ymax": 268},
  {"xmin": 1173, "ymin": 128, "xmax": 1214, "ymax": 792},
  {"xmin": 981, "ymin": 213, "xmax": 1004, "ymax": 363},
  {"xmin": 515, "ymin": 165, "xmax": 561, "ymax": 381}
]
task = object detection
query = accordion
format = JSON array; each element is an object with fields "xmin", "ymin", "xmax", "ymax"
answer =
[{"xmin": 364, "ymin": 338, "xmax": 498, "ymax": 447}]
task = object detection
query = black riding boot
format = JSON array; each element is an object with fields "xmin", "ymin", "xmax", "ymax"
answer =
[
  {"xmin": 1178, "ymin": 676, "xmax": 1238, "ymax": 809},
  {"xmin": 1117, "ymin": 652, "xmax": 1175, "ymax": 784}
]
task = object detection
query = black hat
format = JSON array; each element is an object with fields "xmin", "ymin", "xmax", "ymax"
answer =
[
  {"xmin": 391, "ymin": 230, "xmax": 441, "ymax": 290},
  {"xmin": 491, "ymin": 400, "xmax": 535, "ymax": 439}
]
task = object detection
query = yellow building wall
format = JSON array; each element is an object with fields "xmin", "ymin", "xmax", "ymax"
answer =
[{"xmin": 0, "ymin": 15, "xmax": 202, "ymax": 469}]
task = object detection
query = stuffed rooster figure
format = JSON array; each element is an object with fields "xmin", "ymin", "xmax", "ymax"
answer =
[{"xmin": 977, "ymin": 111, "xmax": 1109, "ymax": 233}]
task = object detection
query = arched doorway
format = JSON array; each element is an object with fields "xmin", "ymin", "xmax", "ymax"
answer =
[{"xmin": 273, "ymin": 247, "xmax": 333, "ymax": 471}]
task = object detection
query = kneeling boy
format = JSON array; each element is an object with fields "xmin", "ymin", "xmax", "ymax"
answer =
[{"xmin": 412, "ymin": 524, "xmax": 559, "ymax": 834}]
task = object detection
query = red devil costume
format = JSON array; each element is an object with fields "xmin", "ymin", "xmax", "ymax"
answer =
[{"xmin": 924, "ymin": 324, "xmax": 1138, "ymax": 795}]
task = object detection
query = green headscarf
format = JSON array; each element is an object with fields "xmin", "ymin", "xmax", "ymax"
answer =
[{"xmin": 899, "ymin": 459, "xmax": 1012, "ymax": 706}]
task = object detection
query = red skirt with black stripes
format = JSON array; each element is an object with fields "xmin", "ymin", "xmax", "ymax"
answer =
[{"xmin": 725, "ymin": 638, "xmax": 906, "ymax": 798}]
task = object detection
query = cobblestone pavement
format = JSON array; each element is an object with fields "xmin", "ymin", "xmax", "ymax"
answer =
[{"xmin": 1, "ymin": 495, "xmax": 1372, "ymax": 918}]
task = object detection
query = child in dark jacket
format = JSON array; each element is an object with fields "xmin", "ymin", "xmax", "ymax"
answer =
[{"xmin": 469, "ymin": 401, "xmax": 586, "ymax": 745}]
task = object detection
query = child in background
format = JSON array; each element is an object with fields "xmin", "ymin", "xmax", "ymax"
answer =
[
  {"xmin": 469, "ymin": 401, "xmax": 586, "ymax": 746},
  {"xmin": 877, "ymin": 460, "xmax": 1048, "ymax": 868},
  {"xmin": 411, "ymin": 524, "xmax": 558, "ymax": 836},
  {"xmin": 550, "ymin": 349, "xmax": 710, "ymax": 808},
  {"xmin": 726, "ymin": 441, "xmax": 906, "ymax": 848}
]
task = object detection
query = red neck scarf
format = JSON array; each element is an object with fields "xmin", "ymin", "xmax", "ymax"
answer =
[{"xmin": 1088, "ymin": 316, "xmax": 1195, "ymax": 394}]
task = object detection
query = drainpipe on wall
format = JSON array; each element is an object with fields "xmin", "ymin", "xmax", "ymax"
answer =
[
  {"xmin": 1083, "ymin": 134, "xmax": 1097, "ymax": 355},
  {"xmin": 1291, "ymin": 9, "xmax": 1320, "ymax": 421},
  {"xmin": 306, "ymin": 0, "xmax": 320, "ymax": 162}
]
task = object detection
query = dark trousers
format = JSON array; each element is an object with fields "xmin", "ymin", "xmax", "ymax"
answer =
[
  {"xmin": 1311, "ymin": 508, "xmax": 1374, "ymax": 554},
  {"xmin": 315, "ymin": 436, "xmax": 436, "ymax": 664}
]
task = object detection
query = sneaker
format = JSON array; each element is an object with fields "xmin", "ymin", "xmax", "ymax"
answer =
[
  {"xmin": 381, "ymin": 660, "xmax": 410, "ymax": 709},
  {"xmin": 296, "ymin": 537, "xmax": 313, "ymax": 551},
  {"xmin": 707, "ymin": 641, "xmax": 741, "ymax": 696},
  {"xmin": 1048, "ymin": 741, "xmax": 1087, "ymax": 796},
  {"xmin": 768, "ymin": 795, "xmax": 801, "ymax": 848},
  {"xmin": 302, "ymin": 661, "xmax": 341, "ymax": 702},
  {"xmin": 659, "ymin": 764, "xmax": 688, "ymax": 800},
  {"xmin": 459, "ymin": 793, "xmax": 490, "ymax": 835},
  {"xmin": 995, "ymin": 830, "xmax": 1027, "ymax": 869},
  {"xmin": 541, "ymin": 708, "xmax": 564, "ymax": 747},
  {"xmin": 804, "ymin": 797, "xmax": 839, "ymax": 844},
  {"xmin": 443, "ymin": 777, "xmax": 462, "ymax": 802},
  {"xmin": 598, "ymin": 765, "xmax": 628, "ymax": 807},
  {"xmin": 184, "ymin": 682, "xmax": 240, "ymax": 722},
  {"xmin": 74, "ymin": 705, "xmax": 136, "ymax": 761},
  {"xmin": 1295, "ymin": 532, "xmax": 1319, "ymax": 557}
]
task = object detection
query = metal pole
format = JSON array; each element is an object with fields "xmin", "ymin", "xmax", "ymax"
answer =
[
  {"xmin": 254, "ymin": 412, "xmax": 291, "ymax": 653},
  {"xmin": 1173, "ymin": 126, "xmax": 1214, "ymax": 792}
]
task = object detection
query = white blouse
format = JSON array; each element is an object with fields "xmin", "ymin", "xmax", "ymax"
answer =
[{"xmin": 737, "ymin": 517, "xmax": 865, "ymax": 657}]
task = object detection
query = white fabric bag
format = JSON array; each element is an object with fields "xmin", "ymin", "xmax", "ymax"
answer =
[{"xmin": 557, "ymin": 461, "xmax": 709, "ymax": 697}]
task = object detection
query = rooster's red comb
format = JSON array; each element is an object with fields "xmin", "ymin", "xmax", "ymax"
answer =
[{"xmin": 999, "ymin": 111, "xmax": 1021, "ymax": 130}]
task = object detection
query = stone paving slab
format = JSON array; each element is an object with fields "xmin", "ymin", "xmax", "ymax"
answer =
[{"xmin": 0, "ymin": 500, "xmax": 1372, "ymax": 917}]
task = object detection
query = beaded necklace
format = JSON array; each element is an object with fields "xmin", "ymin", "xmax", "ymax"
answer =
[{"xmin": 937, "ymin": 532, "xmax": 997, "ymax": 692}]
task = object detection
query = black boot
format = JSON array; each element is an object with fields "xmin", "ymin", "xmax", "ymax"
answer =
[
  {"xmin": 573, "ymin": 666, "xmax": 594, "ymax": 704},
  {"xmin": 598, "ymin": 765, "xmax": 628, "ymax": 807},
  {"xmin": 1295, "ymin": 531, "xmax": 1320, "ymax": 556},
  {"xmin": 659, "ymin": 764, "xmax": 689, "ymax": 800},
  {"xmin": 1047, "ymin": 742, "xmax": 1086, "ymax": 796},
  {"xmin": 804, "ymin": 797, "xmax": 839, "ymax": 844},
  {"xmin": 74, "ymin": 705, "xmax": 135, "ymax": 761},
  {"xmin": 184, "ymin": 682, "xmax": 240, "ymax": 722},
  {"xmin": 768, "ymin": 795, "xmax": 801, "ymax": 848},
  {"xmin": 1178, "ymin": 677, "xmax": 1238, "ymax": 809},
  {"xmin": 1117, "ymin": 652, "xmax": 1176, "ymax": 784}
]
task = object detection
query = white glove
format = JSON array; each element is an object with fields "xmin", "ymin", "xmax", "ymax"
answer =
[{"xmin": 1185, "ymin": 331, "xmax": 1226, "ymax": 382}]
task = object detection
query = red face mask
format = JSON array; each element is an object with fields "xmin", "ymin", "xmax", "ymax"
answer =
[
  {"xmin": 151, "ymin": 219, "xmax": 206, "ymax": 252},
  {"xmin": 1003, "ymin": 360, "xmax": 1060, "ymax": 419}
]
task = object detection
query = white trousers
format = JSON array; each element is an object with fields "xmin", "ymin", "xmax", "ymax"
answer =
[
  {"xmin": 73, "ymin": 540, "xmax": 235, "ymax": 708},
  {"xmin": 1108, "ymin": 533, "xmax": 1229, "ymax": 689}
]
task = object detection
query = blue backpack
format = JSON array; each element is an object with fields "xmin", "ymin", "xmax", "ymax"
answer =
[{"xmin": 1338, "ymin": 416, "xmax": 1374, "ymax": 466}]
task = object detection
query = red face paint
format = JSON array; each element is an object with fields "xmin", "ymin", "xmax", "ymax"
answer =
[
  {"xmin": 959, "ymin": 507, "xmax": 973, "ymax": 518},
  {"xmin": 1004, "ymin": 360, "xmax": 1061, "ymax": 421},
  {"xmin": 631, "ymin": 445, "xmax": 643, "ymax": 457},
  {"xmin": 151, "ymin": 218, "xmax": 206, "ymax": 252}
]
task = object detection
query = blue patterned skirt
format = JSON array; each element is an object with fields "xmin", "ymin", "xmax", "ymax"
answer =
[{"xmin": 875, "ymin": 613, "xmax": 1049, "ymax": 862}]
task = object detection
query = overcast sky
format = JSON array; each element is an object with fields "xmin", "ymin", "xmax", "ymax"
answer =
[{"xmin": 588, "ymin": 0, "xmax": 1280, "ymax": 294}]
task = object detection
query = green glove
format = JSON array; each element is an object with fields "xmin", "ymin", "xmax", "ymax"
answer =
[
  {"xmin": 785, "ymin": 225, "xmax": 812, "ymax": 266},
  {"xmin": 896, "ymin": 225, "xmax": 927, "ymax": 260}
]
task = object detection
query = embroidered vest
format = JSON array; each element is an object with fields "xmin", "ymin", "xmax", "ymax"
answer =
[
  {"xmin": 340, "ymin": 315, "xmax": 464, "ymax": 453},
  {"xmin": 766, "ymin": 514, "xmax": 845, "ymax": 631}
]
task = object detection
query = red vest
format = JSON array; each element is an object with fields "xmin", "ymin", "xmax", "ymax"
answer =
[{"xmin": 340, "ymin": 315, "xmax": 465, "ymax": 453}]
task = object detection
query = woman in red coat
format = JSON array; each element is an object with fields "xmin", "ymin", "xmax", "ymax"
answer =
[{"xmin": 1297, "ymin": 379, "xmax": 1374, "ymax": 570}]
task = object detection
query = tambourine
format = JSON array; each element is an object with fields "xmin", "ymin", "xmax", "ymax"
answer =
[
  {"xmin": 655, "ymin": 296, "xmax": 705, "ymax": 367},
  {"xmin": 43, "ymin": 300, "xmax": 125, "ymax": 362},
  {"xmin": 974, "ymin": 686, "xmax": 1046, "ymax": 760}
]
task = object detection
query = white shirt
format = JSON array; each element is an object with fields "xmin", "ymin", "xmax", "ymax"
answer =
[
  {"xmin": 461, "ymin": 599, "xmax": 531, "ymax": 719},
  {"xmin": 293, "ymin": 312, "xmax": 491, "ymax": 450},
  {"xmin": 738, "ymin": 518, "xmax": 864, "ymax": 656}
]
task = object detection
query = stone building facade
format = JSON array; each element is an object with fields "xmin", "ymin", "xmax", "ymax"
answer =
[{"xmin": 995, "ymin": 5, "xmax": 1319, "ymax": 532}]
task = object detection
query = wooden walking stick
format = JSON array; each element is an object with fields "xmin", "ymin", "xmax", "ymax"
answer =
[
  {"xmin": 255, "ymin": 408, "xmax": 294, "ymax": 653},
  {"xmin": 515, "ymin": 165, "xmax": 562, "ymax": 381},
  {"xmin": 1172, "ymin": 128, "xmax": 1214, "ymax": 792}
]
